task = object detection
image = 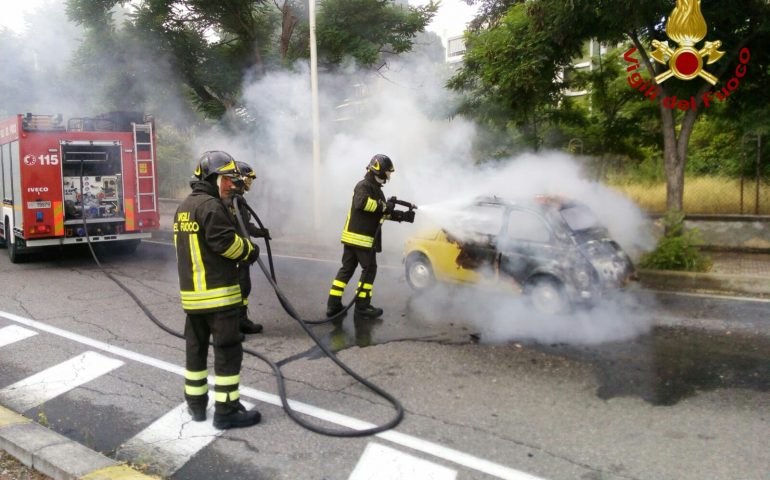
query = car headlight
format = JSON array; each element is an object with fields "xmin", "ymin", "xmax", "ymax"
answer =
[{"xmin": 575, "ymin": 270, "xmax": 591, "ymax": 289}]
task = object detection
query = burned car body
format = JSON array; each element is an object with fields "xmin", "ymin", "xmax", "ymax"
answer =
[{"xmin": 403, "ymin": 196, "xmax": 636, "ymax": 314}]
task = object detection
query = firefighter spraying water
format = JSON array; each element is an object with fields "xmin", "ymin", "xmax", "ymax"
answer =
[{"xmin": 326, "ymin": 154, "xmax": 416, "ymax": 320}]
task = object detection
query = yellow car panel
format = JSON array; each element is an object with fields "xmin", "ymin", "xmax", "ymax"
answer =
[{"xmin": 404, "ymin": 229, "xmax": 496, "ymax": 286}]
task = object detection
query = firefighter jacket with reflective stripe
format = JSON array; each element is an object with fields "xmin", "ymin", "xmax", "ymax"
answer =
[
  {"xmin": 174, "ymin": 181, "xmax": 254, "ymax": 314},
  {"xmin": 341, "ymin": 172, "xmax": 386, "ymax": 252}
]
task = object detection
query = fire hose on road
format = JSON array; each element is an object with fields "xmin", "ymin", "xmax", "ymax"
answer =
[{"xmin": 79, "ymin": 165, "xmax": 417, "ymax": 436}]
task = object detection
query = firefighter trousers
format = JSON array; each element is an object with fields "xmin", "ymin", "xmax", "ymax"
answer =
[
  {"xmin": 329, "ymin": 245, "xmax": 378, "ymax": 303},
  {"xmin": 184, "ymin": 307, "xmax": 243, "ymax": 415}
]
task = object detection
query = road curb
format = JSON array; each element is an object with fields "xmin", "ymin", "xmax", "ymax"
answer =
[
  {"xmin": 0, "ymin": 406, "xmax": 156, "ymax": 480},
  {"xmin": 637, "ymin": 268, "xmax": 770, "ymax": 297}
]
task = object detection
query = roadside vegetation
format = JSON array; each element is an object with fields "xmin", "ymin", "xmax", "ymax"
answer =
[
  {"xmin": 638, "ymin": 211, "xmax": 712, "ymax": 272},
  {"xmin": 612, "ymin": 177, "xmax": 770, "ymax": 215}
]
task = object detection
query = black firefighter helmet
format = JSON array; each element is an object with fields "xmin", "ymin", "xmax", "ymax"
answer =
[
  {"xmin": 194, "ymin": 151, "xmax": 240, "ymax": 181},
  {"xmin": 236, "ymin": 161, "xmax": 257, "ymax": 179},
  {"xmin": 367, "ymin": 154, "xmax": 394, "ymax": 182}
]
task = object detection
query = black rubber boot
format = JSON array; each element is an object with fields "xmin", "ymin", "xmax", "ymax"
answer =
[
  {"xmin": 326, "ymin": 296, "xmax": 345, "ymax": 318},
  {"xmin": 355, "ymin": 297, "xmax": 383, "ymax": 318},
  {"xmin": 213, "ymin": 403, "xmax": 261, "ymax": 430},
  {"xmin": 239, "ymin": 318, "xmax": 263, "ymax": 334},
  {"xmin": 187, "ymin": 404, "xmax": 206, "ymax": 422}
]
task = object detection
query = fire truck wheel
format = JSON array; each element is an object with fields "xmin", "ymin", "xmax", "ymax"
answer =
[
  {"xmin": 116, "ymin": 239, "xmax": 141, "ymax": 254},
  {"xmin": 6, "ymin": 224, "xmax": 23, "ymax": 264}
]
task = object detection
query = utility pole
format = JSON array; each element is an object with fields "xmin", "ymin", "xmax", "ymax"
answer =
[{"xmin": 309, "ymin": 0, "xmax": 321, "ymax": 232}]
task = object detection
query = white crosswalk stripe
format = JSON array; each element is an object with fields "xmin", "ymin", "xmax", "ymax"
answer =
[
  {"xmin": 350, "ymin": 442, "xmax": 457, "ymax": 480},
  {"xmin": 117, "ymin": 399, "xmax": 255, "ymax": 477},
  {"xmin": 0, "ymin": 325, "xmax": 37, "ymax": 347},
  {"xmin": 0, "ymin": 311, "xmax": 547, "ymax": 480},
  {"xmin": 0, "ymin": 350, "xmax": 124, "ymax": 411}
]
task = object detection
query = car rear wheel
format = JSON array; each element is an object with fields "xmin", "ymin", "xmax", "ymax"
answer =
[
  {"xmin": 525, "ymin": 276, "xmax": 568, "ymax": 315},
  {"xmin": 405, "ymin": 253, "xmax": 436, "ymax": 291}
]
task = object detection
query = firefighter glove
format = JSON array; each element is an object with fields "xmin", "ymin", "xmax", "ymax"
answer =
[
  {"xmin": 249, "ymin": 226, "xmax": 271, "ymax": 240},
  {"xmin": 386, "ymin": 197, "xmax": 397, "ymax": 214},
  {"xmin": 402, "ymin": 210, "xmax": 416, "ymax": 223},
  {"xmin": 390, "ymin": 210, "xmax": 404, "ymax": 222},
  {"xmin": 246, "ymin": 242, "xmax": 260, "ymax": 264}
]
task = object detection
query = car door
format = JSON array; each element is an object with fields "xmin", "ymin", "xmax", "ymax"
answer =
[
  {"xmin": 497, "ymin": 208, "xmax": 563, "ymax": 287},
  {"xmin": 442, "ymin": 202, "xmax": 505, "ymax": 284}
]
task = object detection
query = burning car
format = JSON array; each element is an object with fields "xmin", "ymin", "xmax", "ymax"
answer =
[{"xmin": 403, "ymin": 195, "xmax": 636, "ymax": 314}]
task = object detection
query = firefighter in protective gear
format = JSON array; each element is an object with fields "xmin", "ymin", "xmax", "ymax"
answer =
[
  {"xmin": 220, "ymin": 160, "xmax": 269, "ymax": 335},
  {"xmin": 326, "ymin": 154, "xmax": 411, "ymax": 319},
  {"xmin": 175, "ymin": 150, "xmax": 261, "ymax": 430}
]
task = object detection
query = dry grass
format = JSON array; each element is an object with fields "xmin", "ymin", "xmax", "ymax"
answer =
[
  {"xmin": 0, "ymin": 450, "xmax": 50, "ymax": 480},
  {"xmin": 610, "ymin": 176, "xmax": 770, "ymax": 214}
]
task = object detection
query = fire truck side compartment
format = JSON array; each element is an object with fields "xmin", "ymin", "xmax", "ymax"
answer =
[{"xmin": 61, "ymin": 143, "xmax": 124, "ymax": 222}]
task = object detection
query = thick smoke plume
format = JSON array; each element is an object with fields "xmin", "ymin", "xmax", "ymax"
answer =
[{"xmin": 2, "ymin": 2, "xmax": 657, "ymax": 344}]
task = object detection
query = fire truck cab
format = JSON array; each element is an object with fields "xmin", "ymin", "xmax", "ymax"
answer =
[{"xmin": 0, "ymin": 111, "xmax": 160, "ymax": 262}]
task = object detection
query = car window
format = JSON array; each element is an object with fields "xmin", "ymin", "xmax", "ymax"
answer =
[
  {"xmin": 505, "ymin": 209, "xmax": 551, "ymax": 243},
  {"xmin": 560, "ymin": 205, "xmax": 602, "ymax": 231},
  {"xmin": 451, "ymin": 203, "xmax": 505, "ymax": 236}
]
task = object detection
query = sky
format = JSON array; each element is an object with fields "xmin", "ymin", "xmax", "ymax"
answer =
[
  {"xmin": 409, "ymin": 0, "xmax": 479, "ymax": 44},
  {"xmin": 0, "ymin": 0, "xmax": 478, "ymax": 44},
  {"xmin": 0, "ymin": 0, "xmax": 47, "ymax": 33}
]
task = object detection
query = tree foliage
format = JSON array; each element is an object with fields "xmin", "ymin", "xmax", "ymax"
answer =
[
  {"xmin": 317, "ymin": 0, "xmax": 437, "ymax": 67},
  {"xmin": 452, "ymin": 0, "xmax": 770, "ymax": 210},
  {"xmin": 67, "ymin": 0, "xmax": 436, "ymax": 123}
]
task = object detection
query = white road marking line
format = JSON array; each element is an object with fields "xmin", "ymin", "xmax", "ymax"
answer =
[
  {"xmin": 145, "ymin": 239, "xmax": 402, "ymax": 269},
  {"xmin": 0, "ymin": 325, "xmax": 37, "ymax": 347},
  {"xmin": 349, "ymin": 442, "xmax": 457, "ymax": 480},
  {"xmin": 0, "ymin": 310, "xmax": 546, "ymax": 480},
  {"xmin": 0, "ymin": 351, "xmax": 124, "ymax": 412},
  {"xmin": 118, "ymin": 399, "xmax": 255, "ymax": 476}
]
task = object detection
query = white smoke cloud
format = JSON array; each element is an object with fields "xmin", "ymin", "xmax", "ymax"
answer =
[
  {"xmin": 231, "ymin": 53, "xmax": 656, "ymax": 345},
  {"xmin": 234, "ymin": 54, "xmax": 655, "ymax": 259},
  {"xmin": 409, "ymin": 282, "xmax": 653, "ymax": 345}
]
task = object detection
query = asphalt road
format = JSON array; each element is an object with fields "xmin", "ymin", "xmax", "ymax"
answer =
[{"xmin": 0, "ymin": 240, "xmax": 768, "ymax": 480}]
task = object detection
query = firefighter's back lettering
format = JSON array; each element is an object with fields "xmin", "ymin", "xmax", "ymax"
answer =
[{"xmin": 174, "ymin": 211, "xmax": 199, "ymax": 232}]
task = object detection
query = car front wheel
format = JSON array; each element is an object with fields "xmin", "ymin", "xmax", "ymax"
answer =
[
  {"xmin": 525, "ymin": 276, "xmax": 568, "ymax": 315},
  {"xmin": 405, "ymin": 253, "xmax": 436, "ymax": 291}
]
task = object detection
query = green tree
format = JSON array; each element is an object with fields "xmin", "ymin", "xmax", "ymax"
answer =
[
  {"xmin": 67, "ymin": 0, "xmax": 436, "ymax": 122},
  {"xmin": 559, "ymin": 46, "xmax": 663, "ymax": 177},
  {"xmin": 452, "ymin": 0, "xmax": 770, "ymax": 211},
  {"xmin": 316, "ymin": 0, "xmax": 437, "ymax": 68}
]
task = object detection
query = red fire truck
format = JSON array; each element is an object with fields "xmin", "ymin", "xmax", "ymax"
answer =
[{"xmin": 0, "ymin": 111, "xmax": 160, "ymax": 262}]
